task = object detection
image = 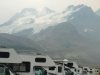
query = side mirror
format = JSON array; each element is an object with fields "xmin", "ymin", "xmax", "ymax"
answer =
[{"xmin": 44, "ymin": 70, "xmax": 47, "ymax": 75}]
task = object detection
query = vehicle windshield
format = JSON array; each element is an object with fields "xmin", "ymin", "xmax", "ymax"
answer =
[
  {"xmin": 0, "ymin": 65, "xmax": 5, "ymax": 75},
  {"xmin": 83, "ymin": 71, "xmax": 88, "ymax": 75},
  {"xmin": 65, "ymin": 68, "xmax": 73, "ymax": 75},
  {"xmin": 89, "ymin": 71, "xmax": 93, "ymax": 74},
  {"xmin": 34, "ymin": 66, "xmax": 45, "ymax": 75}
]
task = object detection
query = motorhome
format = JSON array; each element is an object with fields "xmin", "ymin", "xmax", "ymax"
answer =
[
  {"xmin": 94, "ymin": 68, "xmax": 99, "ymax": 75},
  {"xmin": 82, "ymin": 67, "xmax": 90, "ymax": 75},
  {"xmin": 89, "ymin": 68, "xmax": 95, "ymax": 75},
  {"xmin": 0, "ymin": 48, "xmax": 22, "ymax": 75},
  {"xmin": 53, "ymin": 59, "xmax": 73, "ymax": 75},
  {"xmin": 65, "ymin": 61, "xmax": 79, "ymax": 75},
  {"xmin": 10, "ymin": 54, "xmax": 56, "ymax": 75},
  {"xmin": 77, "ymin": 67, "xmax": 83, "ymax": 75}
]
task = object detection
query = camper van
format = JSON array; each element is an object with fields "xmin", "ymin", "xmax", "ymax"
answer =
[
  {"xmin": 53, "ymin": 59, "xmax": 73, "ymax": 75},
  {"xmin": 10, "ymin": 54, "xmax": 56, "ymax": 75},
  {"xmin": 0, "ymin": 48, "xmax": 22, "ymax": 75}
]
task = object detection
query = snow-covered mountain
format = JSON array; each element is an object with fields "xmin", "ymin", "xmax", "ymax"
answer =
[
  {"xmin": 37, "ymin": 7, "xmax": 55, "ymax": 16},
  {"xmin": 63, "ymin": 5, "xmax": 100, "ymax": 40},
  {"xmin": 12, "ymin": 5, "xmax": 100, "ymax": 41},
  {"xmin": 96, "ymin": 9, "xmax": 100, "ymax": 16},
  {"xmin": 0, "ymin": 5, "xmax": 100, "ymax": 35},
  {"xmin": 0, "ymin": 7, "xmax": 57, "ymax": 33},
  {"xmin": 0, "ymin": 5, "xmax": 100, "ymax": 65},
  {"xmin": 0, "ymin": 5, "xmax": 100, "ymax": 40}
]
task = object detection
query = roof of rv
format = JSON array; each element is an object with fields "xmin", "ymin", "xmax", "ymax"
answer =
[
  {"xmin": 19, "ymin": 54, "xmax": 56, "ymax": 67},
  {"xmin": 0, "ymin": 48, "xmax": 22, "ymax": 63}
]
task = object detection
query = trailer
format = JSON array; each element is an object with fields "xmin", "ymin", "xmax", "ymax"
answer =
[
  {"xmin": 0, "ymin": 48, "xmax": 22, "ymax": 75},
  {"xmin": 10, "ymin": 54, "xmax": 56, "ymax": 75}
]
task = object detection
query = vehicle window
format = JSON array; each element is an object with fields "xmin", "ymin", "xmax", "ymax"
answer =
[
  {"xmin": 58, "ymin": 66, "xmax": 62, "ymax": 73},
  {"xmin": 67, "ymin": 63, "xmax": 73, "ymax": 68},
  {"xmin": 84, "ymin": 68, "xmax": 87, "ymax": 70},
  {"xmin": 0, "ymin": 65, "xmax": 12, "ymax": 75},
  {"xmin": 74, "ymin": 68, "xmax": 77, "ymax": 72},
  {"xmin": 34, "ymin": 66, "xmax": 45, "ymax": 75},
  {"xmin": 49, "ymin": 67, "xmax": 55, "ymax": 70},
  {"xmin": 0, "ymin": 52, "xmax": 9, "ymax": 58},
  {"xmin": 78, "ymin": 70, "xmax": 80, "ymax": 72},
  {"xmin": 65, "ymin": 68, "xmax": 73, "ymax": 75},
  {"xmin": 89, "ymin": 71, "xmax": 93, "ymax": 73},
  {"xmin": 0, "ymin": 65, "xmax": 6, "ymax": 75},
  {"xmin": 35, "ymin": 58, "xmax": 46, "ymax": 63},
  {"xmin": 10, "ymin": 62, "xmax": 30, "ymax": 72}
]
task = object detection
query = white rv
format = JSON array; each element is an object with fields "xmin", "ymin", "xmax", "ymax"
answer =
[
  {"xmin": 94, "ymin": 68, "xmax": 99, "ymax": 75},
  {"xmin": 82, "ymin": 67, "xmax": 90, "ymax": 75},
  {"xmin": 77, "ymin": 67, "xmax": 83, "ymax": 75},
  {"xmin": 0, "ymin": 48, "xmax": 22, "ymax": 75},
  {"xmin": 53, "ymin": 59, "xmax": 73, "ymax": 75},
  {"xmin": 89, "ymin": 68, "xmax": 95, "ymax": 75},
  {"xmin": 65, "ymin": 61, "xmax": 79, "ymax": 75},
  {"xmin": 10, "ymin": 54, "xmax": 56, "ymax": 75}
]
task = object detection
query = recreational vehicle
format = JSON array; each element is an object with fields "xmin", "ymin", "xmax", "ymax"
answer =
[
  {"xmin": 0, "ymin": 48, "xmax": 22, "ymax": 75},
  {"xmin": 54, "ymin": 59, "xmax": 73, "ymax": 75},
  {"xmin": 65, "ymin": 61, "xmax": 79, "ymax": 75},
  {"xmin": 10, "ymin": 54, "xmax": 56, "ymax": 75},
  {"xmin": 94, "ymin": 68, "xmax": 99, "ymax": 75},
  {"xmin": 82, "ymin": 67, "xmax": 90, "ymax": 75},
  {"xmin": 77, "ymin": 67, "xmax": 82, "ymax": 75}
]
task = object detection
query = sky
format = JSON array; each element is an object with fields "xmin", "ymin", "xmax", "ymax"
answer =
[{"xmin": 0, "ymin": 0, "xmax": 100, "ymax": 24}]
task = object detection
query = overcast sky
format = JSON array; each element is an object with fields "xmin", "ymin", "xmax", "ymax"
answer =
[{"xmin": 0, "ymin": 0, "xmax": 100, "ymax": 24}]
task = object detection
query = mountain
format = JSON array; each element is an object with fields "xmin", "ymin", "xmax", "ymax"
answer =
[
  {"xmin": 63, "ymin": 5, "xmax": 100, "ymax": 41},
  {"xmin": 96, "ymin": 9, "xmax": 100, "ymax": 16},
  {"xmin": 13, "ymin": 5, "xmax": 100, "ymax": 41},
  {"xmin": 1, "ymin": 5, "xmax": 100, "ymax": 65},
  {"xmin": 0, "ymin": 5, "xmax": 100, "ymax": 38},
  {"xmin": 0, "ymin": 33, "xmax": 44, "ymax": 52},
  {"xmin": 0, "ymin": 7, "xmax": 55, "ymax": 34},
  {"xmin": 37, "ymin": 7, "xmax": 55, "ymax": 16},
  {"xmin": 32, "ymin": 22, "xmax": 100, "ymax": 65}
]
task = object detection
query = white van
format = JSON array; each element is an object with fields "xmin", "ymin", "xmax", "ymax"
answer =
[
  {"xmin": 0, "ymin": 48, "xmax": 22, "ymax": 75},
  {"xmin": 10, "ymin": 54, "xmax": 56, "ymax": 75}
]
